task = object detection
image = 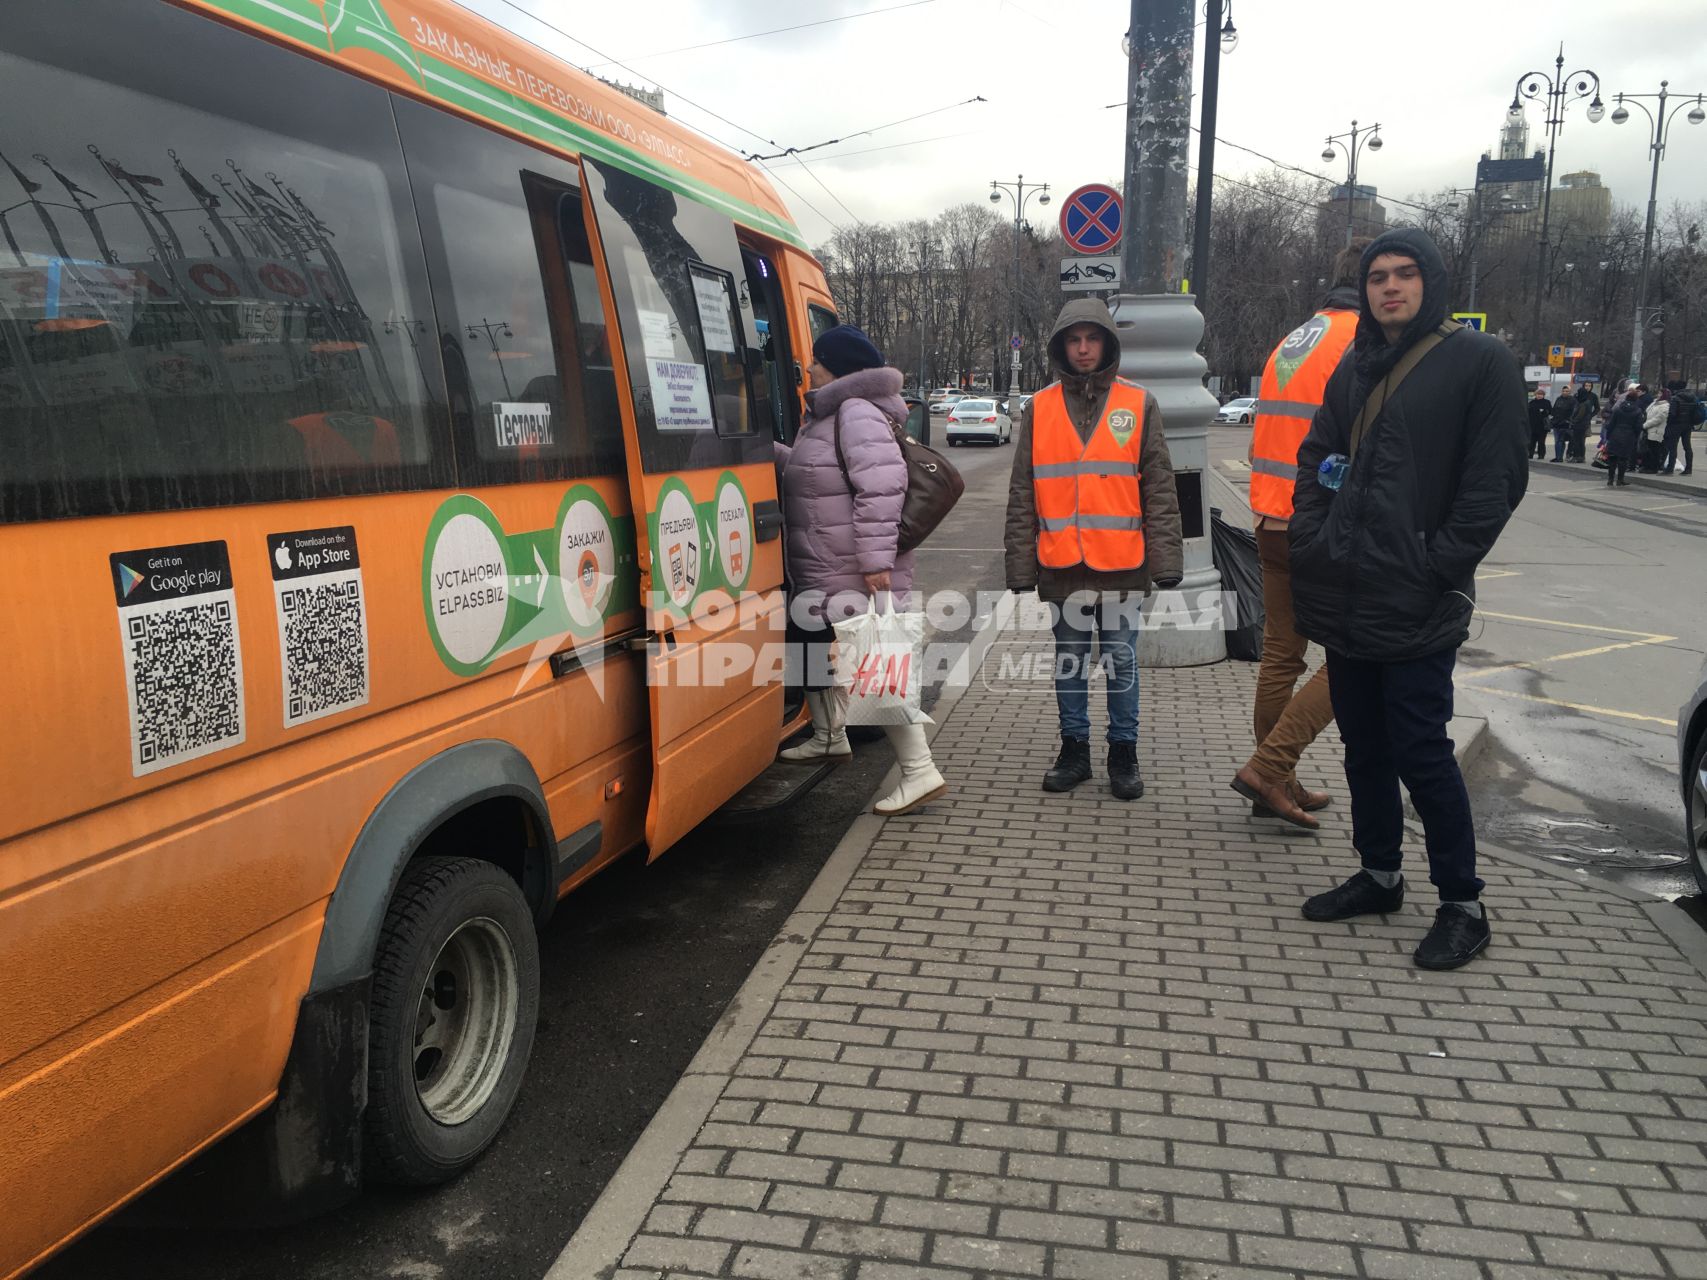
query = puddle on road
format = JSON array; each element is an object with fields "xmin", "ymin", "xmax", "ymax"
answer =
[{"xmin": 1485, "ymin": 811, "xmax": 1689, "ymax": 870}]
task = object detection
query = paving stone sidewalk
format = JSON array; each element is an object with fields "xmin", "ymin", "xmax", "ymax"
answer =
[{"xmin": 555, "ymin": 617, "xmax": 1707, "ymax": 1280}]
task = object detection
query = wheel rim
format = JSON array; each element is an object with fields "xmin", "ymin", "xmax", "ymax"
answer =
[
  {"xmin": 1693, "ymin": 754, "xmax": 1707, "ymax": 884},
  {"xmin": 412, "ymin": 916, "xmax": 519, "ymax": 1125}
]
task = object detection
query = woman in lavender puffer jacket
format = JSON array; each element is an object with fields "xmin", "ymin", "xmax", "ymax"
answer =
[{"xmin": 772, "ymin": 325, "xmax": 946, "ymax": 817}]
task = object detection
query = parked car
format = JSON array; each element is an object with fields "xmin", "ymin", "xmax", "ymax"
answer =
[
  {"xmin": 1000, "ymin": 393, "xmax": 1031, "ymax": 419},
  {"xmin": 1678, "ymin": 655, "xmax": 1707, "ymax": 896},
  {"xmin": 929, "ymin": 392, "xmax": 967, "ymax": 419},
  {"xmin": 926, "ymin": 387, "xmax": 960, "ymax": 405},
  {"xmin": 1216, "ymin": 396, "xmax": 1258, "ymax": 424},
  {"xmin": 945, "ymin": 397, "xmax": 1011, "ymax": 445}
]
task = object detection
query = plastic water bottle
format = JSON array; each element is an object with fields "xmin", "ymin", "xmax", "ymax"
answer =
[{"xmin": 1317, "ymin": 453, "xmax": 1350, "ymax": 491}]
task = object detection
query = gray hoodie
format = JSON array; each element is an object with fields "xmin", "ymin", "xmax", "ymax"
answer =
[{"xmin": 1003, "ymin": 298, "xmax": 1184, "ymax": 599}]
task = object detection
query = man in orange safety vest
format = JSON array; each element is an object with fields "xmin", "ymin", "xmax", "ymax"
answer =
[
  {"xmin": 1227, "ymin": 238, "xmax": 1368, "ymax": 828},
  {"xmin": 1005, "ymin": 298, "xmax": 1184, "ymax": 802}
]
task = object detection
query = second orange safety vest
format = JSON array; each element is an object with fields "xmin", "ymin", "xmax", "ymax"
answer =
[
  {"xmin": 1031, "ymin": 378, "xmax": 1148, "ymax": 571},
  {"xmin": 1248, "ymin": 307, "xmax": 1359, "ymax": 521}
]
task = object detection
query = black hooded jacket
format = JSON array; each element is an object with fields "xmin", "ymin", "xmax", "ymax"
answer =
[{"xmin": 1288, "ymin": 227, "xmax": 1528, "ymax": 661}]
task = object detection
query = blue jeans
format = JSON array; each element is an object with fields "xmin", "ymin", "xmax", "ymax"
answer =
[
  {"xmin": 1050, "ymin": 595, "xmax": 1140, "ymax": 744},
  {"xmin": 1551, "ymin": 426, "xmax": 1570, "ymax": 460},
  {"xmin": 1326, "ymin": 646, "xmax": 1482, "ymax": 902}
]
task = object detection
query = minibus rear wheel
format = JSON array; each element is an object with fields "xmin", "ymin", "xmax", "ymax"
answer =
[{"xmin": 364, "ymin": 855, "xmax": 540, "ymax": 1184}]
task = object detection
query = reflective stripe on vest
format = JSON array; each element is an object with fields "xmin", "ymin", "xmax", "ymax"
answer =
[
  {"xmin": 1248, "ymin": 307, "xmax": 1359, "ymax": 521},
  {"xmin": 1031, "ymin": 380, "xmax": 1148, "ymax": 571}
]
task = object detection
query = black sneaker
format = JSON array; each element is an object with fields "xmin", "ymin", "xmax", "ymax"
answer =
[
  {"xmin": 1108, "ymin": 742, "xmax": 1144, "ymax": 800},
  {"xmin": 1042, "ymin": 737, "xmax": 1092, "ymax": 792},
  {"xmin": 1414, "ymin": 905, "xmax": 1491, "ymax": 970},
  {"xmin": 1301, "ymin": 870, "xmax": 1404, "ymax": 922}
]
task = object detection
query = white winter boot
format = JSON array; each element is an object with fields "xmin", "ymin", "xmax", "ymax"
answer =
[
  {"xmin": 873, "ymin": 722, "xmax": 947, "ymax": 815},
  {"xmin": 779, "ymin": 690, "xmax": 851, "ymax": 761}
]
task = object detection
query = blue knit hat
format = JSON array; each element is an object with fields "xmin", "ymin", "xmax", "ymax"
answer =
[{"xmin": 813, "ymin": 324, "xmax": 885, "ymax": 377}]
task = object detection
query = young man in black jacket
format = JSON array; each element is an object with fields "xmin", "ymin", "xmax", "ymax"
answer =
[{"xmin": 1288, "ymin": 227, "xmax": 1527, "ymax": 970}]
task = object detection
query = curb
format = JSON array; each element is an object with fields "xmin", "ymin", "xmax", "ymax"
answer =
[
  {"xmin": 1626, "ymin": 471, "xmax": 1704, "ymax": 498},
  {"xmin": 543, "ymin": 593, "xmax": 1018, "ymax": 1280}
]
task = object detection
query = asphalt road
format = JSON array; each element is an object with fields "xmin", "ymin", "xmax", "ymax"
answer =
[
  {"xmin": 37, "ymin": 438, "xmax": 1019, "ymax": 1280},
  {"xmin": 1206, "ymin": 424, "xmax": 1707, "ymax": 911}
]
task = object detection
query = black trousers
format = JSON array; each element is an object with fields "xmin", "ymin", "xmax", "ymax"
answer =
[
  {"xmin": 1326, "ymin": 646, "xmax": 1482, "ymax": 902},
  {"xmin": 1663, "ymin": 425, "xmax": 1694, "ymax": 472},
  {"xmin": 1528, "ymin": 424, "xmax": 1550, "ymax": 459}
]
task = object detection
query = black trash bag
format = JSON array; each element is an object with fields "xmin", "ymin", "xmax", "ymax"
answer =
[{"xmin": 1210, "ymin": 507, "xmax": 1264, "ymax": 661}]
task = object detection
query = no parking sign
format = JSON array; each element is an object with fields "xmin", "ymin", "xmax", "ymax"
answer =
[{"xmin": 1060, "ymin": 184, "xmax": 1123, "ymax": 254}]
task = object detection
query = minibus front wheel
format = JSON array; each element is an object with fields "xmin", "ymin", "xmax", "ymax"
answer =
[{"xmin": 363, "ymin": 855, "xmax": 540, "ymax": 1184}]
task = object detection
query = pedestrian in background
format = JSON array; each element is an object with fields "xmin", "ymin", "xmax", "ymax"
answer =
[
  {"xmin": 1228, "ymin": 237, "xmax": 1368, "ymax": 828},
  {"xmin": 1641, "ymin": 387, "xmax": 1671, "ymax": 473},
  {"xmin": 1549, "ymin": 389, "xmax": 1574, "ymax": 461},
  {"xmin": 1568, "ymin": 383, "xmax": 1598, "ymax": 462},
  {"xmin": 1005, "ymin": 298, "xmax": 1183, "ymax": 801},
  {"xmin": 1662, "ymin": 377, "xmax": 1697, "ymax": 475},
  {"xmin": 773, "ymin": 324, "xmax": 947, "ymax": 816},
  {"xmin": 1526, "ymin": 387, "xmax": 1552, "ymax": 460},
  {"xmin": 1603, "ymin": 386, "xmax": 1645, "ymax": 487},
  {"xmin": 1289, "ymin": 227, "xmax": 1527, "ymax": 970}
]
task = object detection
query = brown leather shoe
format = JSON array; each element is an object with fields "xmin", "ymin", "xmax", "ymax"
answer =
[
  {"xmin": 1290, "ymin": 779, "xmax": 1331, "ymax": 812},
  {"xmin": 1230, "ymin": 765, "xmax": 1319, "ymax": 830}
]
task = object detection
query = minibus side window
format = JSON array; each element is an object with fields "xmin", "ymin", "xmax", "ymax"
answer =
[
  {"xmin": 0, "ymin": 9, "xmax": 449, "ymax": 523},
  {"xmin": 393, "ymin": 98, "xmax": 617, "ymax": 483}
]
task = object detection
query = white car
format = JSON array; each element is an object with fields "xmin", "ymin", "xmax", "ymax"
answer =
[
  {"xmin": 945, "ymin": 398, "xmax": 1011, "ymax": 445},
  {"xmin": 1216, "ymin": 396, "xmax": 1258, "ymax": 424},
  {"xmin": 929, "ymin": 392, "xmax": 967, "ymax": 419}
]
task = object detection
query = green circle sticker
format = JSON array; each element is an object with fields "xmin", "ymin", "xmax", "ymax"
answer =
[
  {"xmin": 423, "ymin": 494, "xmax": 512, "ymax": 676},
  {"xmin": 554, "ymin": 485, "xmax": 618, "ymax": 638},
  {"xmin": 652, "ymin": 475, "xmax": 704, "ymax": 615},
  {"xmin": 713, "ymin": 470, "xmax": 754, "ymax": 593}
]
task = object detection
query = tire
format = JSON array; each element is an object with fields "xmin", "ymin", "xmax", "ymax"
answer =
[
  {"xmin": 1240, "ymin": 414, "xmax": 1252, "ymax": 425},
  {"xmin": 365, "ymin": 856, "xmax": 539, "ymax": 1185},
  {"xmin": 1690, "ymin": 731, "xmax": 1707, "ymax": 899}
]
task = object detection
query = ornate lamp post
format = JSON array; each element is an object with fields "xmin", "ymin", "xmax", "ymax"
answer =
[
  {"xmin": 1510, "ymin": 47, "xmax": 1603, "ymax": 362},
  {"xmin": 989, "ymin": 175, "xmax": 1050, "ymax": 398},
  {"xmin": 1320, "ymin": 120, "xmax": 1383, "ymax": 247},
  {"xmin": 1600, "ymin": 80, "xmax": 1706, "ymax": 381}
]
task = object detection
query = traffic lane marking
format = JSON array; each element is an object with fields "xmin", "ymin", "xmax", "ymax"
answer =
[
  {"xmin": 1468, "ymin": 685, "xmax": 1675, "ymax": 727},
  {"xmin": 1458, "ymin": 633, "xmax": 1677, "ymax": 684},
  {"xmin": 1472, "ymin": 609, "xmax": 1673, "ymax": 641}
]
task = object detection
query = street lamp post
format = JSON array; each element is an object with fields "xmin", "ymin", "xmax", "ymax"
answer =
[
  {"xmin": 1511, "ymin": 46, "xmax": 1603, "ymax": 363},
  {"xmin": 467, "ymin": 317, "xmax": 515, "ymax": 399},
  {"xmin": 1187, "ymin": 0, "xmax": 1238, "ymax": 310},
  {"xmin": 1601, "ymin": 80, "xmax": 1706, "ymax": 382},
  {"xmin": 989, "ymin": 175, "xmax": 1050, "ymax": 399},
  {"xmin": 1321, "ymin": 119, "xmax": 1383, "ymax": 247}
]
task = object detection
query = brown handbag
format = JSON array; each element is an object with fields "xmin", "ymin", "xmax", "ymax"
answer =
[{"xmin": 833, "ymin": 403, "xmax": 965, "ymax": 553}]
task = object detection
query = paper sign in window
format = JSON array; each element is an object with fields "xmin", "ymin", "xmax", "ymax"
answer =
[{"xmin": 692, "ymin": 273, "xmax": 736, "ymax": 353}]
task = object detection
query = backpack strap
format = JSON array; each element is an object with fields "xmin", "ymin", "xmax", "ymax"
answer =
[{"xmin": 1349, "ymin": 320, "xmax": 1461, "ymax": 460}]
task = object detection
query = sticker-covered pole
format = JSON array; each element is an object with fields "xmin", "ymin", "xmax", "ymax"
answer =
[{"xmin": 1116, "ymin": 0, "xmax": 1225, "ymax": 666}]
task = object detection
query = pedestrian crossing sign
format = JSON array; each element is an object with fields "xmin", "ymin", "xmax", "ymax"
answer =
[
  {"xmin": 1548, "ymin": 343, "xmax": 1565, "ymax": 368},
  {"xmin": 1452, "ymin": 312, "xmax": 1487, "ymax": 332}
]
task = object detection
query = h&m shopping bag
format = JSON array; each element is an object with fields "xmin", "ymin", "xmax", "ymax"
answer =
[{"xmin": 831, "ymin": 600, "xmax": 930, "ymax": 726}]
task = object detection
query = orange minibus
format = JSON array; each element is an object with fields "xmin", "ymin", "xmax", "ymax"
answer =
[{"xmin": 0, "ymin": 2, "xmax": 837, "ymax": 1273}]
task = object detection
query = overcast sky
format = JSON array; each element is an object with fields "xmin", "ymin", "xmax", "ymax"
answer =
[{"xmin": 461, "ymin": 0, "xmax": 1707, "ymax": 247}]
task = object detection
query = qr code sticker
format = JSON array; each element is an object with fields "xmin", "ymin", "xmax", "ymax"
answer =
[
  {"xmin": 124, "ymin": 595, "xmax": 246, "ymax": 774},
  {"xmin": 278, "ymin": 572, "xmax": 369, "ymax": 726}
]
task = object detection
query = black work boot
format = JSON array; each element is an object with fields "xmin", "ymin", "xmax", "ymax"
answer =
[
  {"xmin": 1107, "ymin": 742, "xmax": 1144, "ymax": 800},
  {"xmin": 1042, "ymin": 737, "xmax": 1092, "ymax": 792}
]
